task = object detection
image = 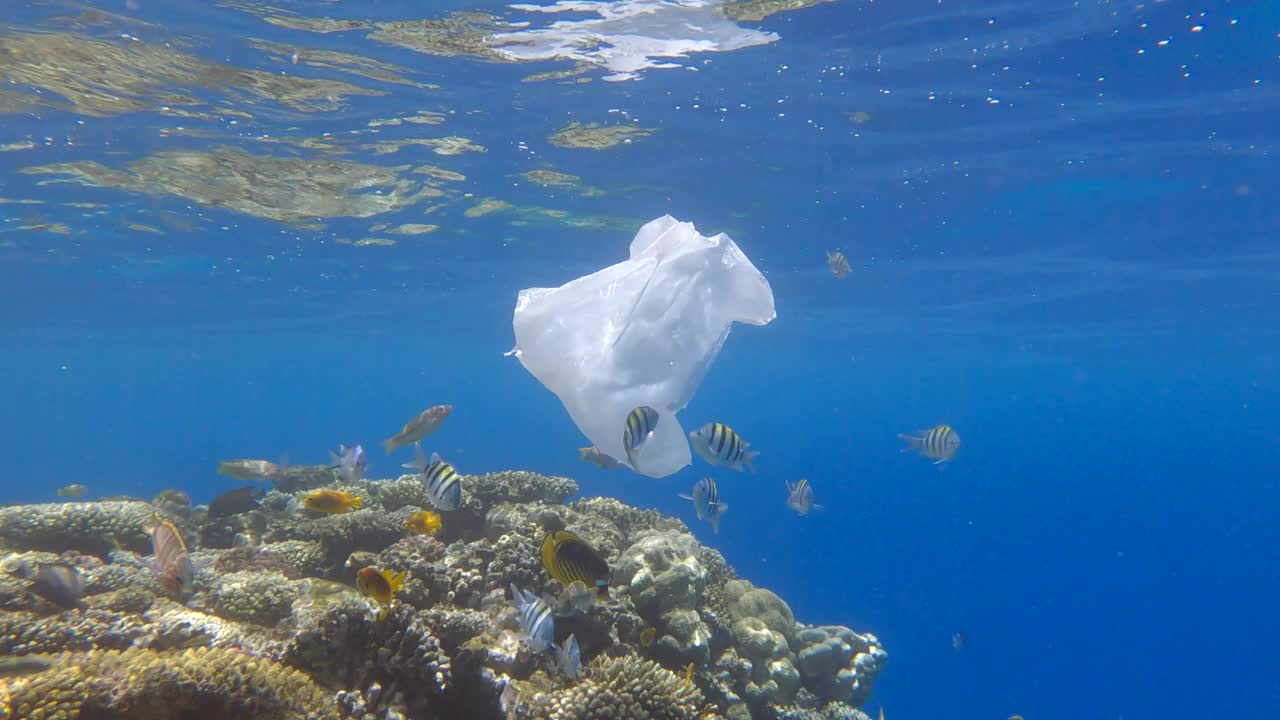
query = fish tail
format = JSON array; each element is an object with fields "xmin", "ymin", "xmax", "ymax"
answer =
[
  {"xmin": 382, "ymin": 437, "xmax": 397, "ymax": 455},
  {"xmin": 742, "ymin": 450, "xmax": 759, "ymax": 473},
  {"xmin": 350, "ymin": 496, "xmax": 363, "ymax": 510},
  {"xmin": 710, "ymin": 512, "xmax": 722, "ymax": 534},
  {"xmin": 898, "ymin": 433, "xmax": 922, "ymax": 451}
]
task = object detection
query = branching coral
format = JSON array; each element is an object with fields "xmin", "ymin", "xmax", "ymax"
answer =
[{"xmin": 521, "ymin": 654, "xmax": 717, "ymax": 720}]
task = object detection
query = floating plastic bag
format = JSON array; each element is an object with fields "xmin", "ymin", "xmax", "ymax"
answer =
[{"xmin": 509, "ymin": 215, "xmax": 775, "ymax": 478}]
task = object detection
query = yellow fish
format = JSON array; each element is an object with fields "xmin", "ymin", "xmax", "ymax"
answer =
[
  {"xmin": 406, "ymin": 509, "xmax": 442, "ymax": 536},
  {"xmin": 356, "ymin": 566, "xmax": 406, "ymax": 620},
  {"xmin": 684, "ymin": 661, "xmax": 694, "ymax": 688},
  {"xmin": 639, "ymin": 627, "xmax": 656, "ymax": 648},
  {"xmin": 540, "ymin": 530, "xmax": 610, "ymax": 599},
  {"xmin": 303, "ymin": 489, "xmax": 362, "ymax": 514}
]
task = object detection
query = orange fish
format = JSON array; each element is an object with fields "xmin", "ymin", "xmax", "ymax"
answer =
[
  {"xmin": 356, "ymin": 566, "xmax": 406, "ymax": 619},
  {"xmin": 303, "ymin": 489, "xmax": 362, "ymax": 514},
  {"xmin": 406, "ymin": 509, "xmax": 442, "ymax": 536}
]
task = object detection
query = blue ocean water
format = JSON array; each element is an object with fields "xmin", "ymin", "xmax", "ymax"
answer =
[{"xmin": 2, "ymin": 0, "xmax": 1278, "ymax": 718}]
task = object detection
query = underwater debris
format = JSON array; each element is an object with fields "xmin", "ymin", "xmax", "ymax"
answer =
[{"xmin": 548, "ymin": 121, "xmax": 656, "ymax": 150}]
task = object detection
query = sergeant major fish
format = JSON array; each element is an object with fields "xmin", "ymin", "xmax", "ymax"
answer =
[
  {"xmin": 827, "ymin": 249, "xmax": 851, "ymax": 279},
  {"xmin": 689, "ymin": 422, "xmax": 758, "ymax": 472},
  {"xmin": 784, "ymin": 478, "xmax": 822, "ymax": 516},
  {"xmin": 145, "ymin": 516, "xmax": 194, "ymax": 598},
  {"xmin": 622, "ymin": 406, "xmax": 659, "ymax": 468},
  {"xmin": 382, "ymin": 404, "xmax": 452, "ymax": 454},
  {"xmin": 679, "ymin": 477, "xmax": 728, "ymax": 534},
  {"xmin": 404, "ymin": 445, "xmax": 463, "ymax": 511},
  {"xmin": 509, "ymin": 583, "xmax": 554, "ymax": 653},
  {"xmin": 899, "ymin": 424, "xmax": 960, "ymax": 465},
  {"xmin": 329, "ymin": 444, "xmax": 367, "ymax": 483}
]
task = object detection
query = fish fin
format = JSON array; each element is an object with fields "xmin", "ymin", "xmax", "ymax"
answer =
[
  {"xmin": 812, "ymin": 503, "xmax": 824, "ymax": 512},
  {"xmin": 898, "ymin": 433, "xmax": 921, "ymax": 451},
  {"xmin": 350, "ymin": 496, "xmax": 363, "ymax": 510},
  {"xmin": 742, "ymin": 450, "xmax": 759, "ymax": 473},
  {"xmin": 402, "ymin": 443, "xmax": 428, "ymax": 472},
  {"xmin": 430, "ymin": 452, "xmax": 443, "ymax": 465},
  {"xmin": 677, "ymin": 494, "xmax": 693, "ymax": 501},
  {"xmin": 578, "ymin": 447, "xmax": 592, "ymax": 461},
  {"xmin": 710, "ymin": 511, "xmax": 722, "ymax": 534},
  {"xmin": 381, "ymin": 438, "xmax": 396, "ymax": 455}
]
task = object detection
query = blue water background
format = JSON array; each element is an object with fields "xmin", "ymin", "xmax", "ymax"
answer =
[{"xmin": 3, "ymin": 1, "xmax": 1280, "ymax": 719}]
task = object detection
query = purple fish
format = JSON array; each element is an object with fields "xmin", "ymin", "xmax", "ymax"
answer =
[{"xmin": 329, "ymin": 444, "xmax": 367, "ymax": 483}]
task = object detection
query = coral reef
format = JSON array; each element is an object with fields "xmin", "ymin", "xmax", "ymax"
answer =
[{"xmin": 0, "ymin": 468, "xmax": 884, "ymax": 720}]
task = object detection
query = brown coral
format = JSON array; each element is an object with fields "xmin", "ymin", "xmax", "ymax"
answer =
[
  {"xmin": 0, "ymin": 646, "xmax": 339, "ymax": 720},
  {"xmin": 522, "ymin": 655, "xmax": 715, "ymax": 720}
]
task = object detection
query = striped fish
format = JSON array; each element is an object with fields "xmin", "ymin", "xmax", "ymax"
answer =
[
  {"xmin": 509, "ymin": 583, "xmax": 555, "ymax": 653},
  {"xmin": 899, "ymin": 424, "xmax": 960, "ymax": 465},
  {"xmin": 404, "ymin": 444, "xmax": 462, "ymax": 511},
  {"xmin": 784, "ymin": 478, "xmax": 822, "ymax": 516},
  {"xmin": 827, "ymin": 250, "xmax": 850, "ymax": 279},
  {"xmin": 622, "ymin": 406, "xmax": 659, "ymax": 468},
  {"xmin": 540, "ymin": 530, "xmax": 610, "ymax": 600},
  {"xmin": 689, "ymin": 422, "xmax": 758, "ymax": 472},
  {"xmin": 144, "ymin": 516, "xmax": 194, "ymax": 598},
  {"xmin": 679, "ymin": 477, "xmax": 728, "ymax": 534}
]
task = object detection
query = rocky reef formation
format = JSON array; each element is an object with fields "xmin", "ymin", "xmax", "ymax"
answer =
[{"xmin": 0, "ymin": 466, "xmax": 885, "ymax": 720}]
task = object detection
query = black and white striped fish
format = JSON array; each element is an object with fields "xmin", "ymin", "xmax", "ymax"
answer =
[
  {"xmin": 827, "ymin": 250, "xmax": 850, "ymax": 279},
  {"xmin": 509, "ymin": 583, "xmax": 554, "ymax": 652},
  {"xmin": 899, "ymin": 424, "xmax": 960, "ymax": 465},
  {"xmin": 622, "ymin": 406, "xmax": 659, "ymax": 467},
  {"xmin": 689, "ymin": 422, "xmax": 758, "ymax": 472},
  {"xmin": 404, "ymin": 444, "xmax": 463, "ymax": 510}
]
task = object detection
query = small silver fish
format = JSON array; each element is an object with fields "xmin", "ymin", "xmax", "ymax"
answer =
[
  {"xmin": 509, "ymin": 583, "xmax": 554, "ymax": 653},
  {"xmin": 555, "ymin": 633, "xmax": 582, "ymax": 678},
  {"xmin": 383, "ymin": 404, "xmax": 452, "ymax": 454},
  {"xmin": 899, "ymin": 424, "xmax": 960, "ymax": 465},
  {"xmin": 827, "ymin": 250, "xmax": 850, "ymax": 279},
  {"xmin": 499, "ymin": 680, "xmax": 520, "ymax": 720},
  {"xmin": 554, "ymin": 579, "xmax": 595, "ymax": 617},
  {"xmin": 56, "ymin": 483, "xmax": 87, "ymax": 498},
  {"xmin": 622, "ymin": 406, "xmax": 659, "ymax": 468},
  {"xmin": 217, "ymin": 458, "xmax": 283, "ymax": 482},
  {"xmin": 679, "ymin": 477, "xmax": 729, "ymax": 534},
  {"xmin": 785, "ymin": 478, "xmax": 822, "ymax": 516},
  {"xmin": 689, "ymin": 422, "xmax": 758, "ymax": 472},
  {"xmin": 329, "ymin": 444, "xmax": 367, "ymax": 483},
  {"xmin": 578, "ymin": 446, "xmax": 621, "ymax": 470},
  {"xmin": 0, "ymin": 653, "xmax": 53, "ymax": 677}
]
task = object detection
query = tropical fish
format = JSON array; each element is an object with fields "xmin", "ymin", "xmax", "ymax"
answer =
[
  {"xmin": 382, "ymin": 404, "xmax": 453, "ymax": 454},
  {"xmin": 56, "ymin": 483, "xmax": 87, "ymax": 498},
  {"xmin": 540, "ymin": 530, "xmax": 610, "ymax": 600},
  {"xmin": 145, "ymin": 516, "xmax": 194, "ymax": 598},
  {"xmin": 356, "ymin": 566, "xmax": 406, "ymax": 620},
  {"xmin": 404, "ymin": 445, "xmax": 462, "ymax": 511},
  {"xmin": 622, "ymin": 406, "xmax": 659, "ymax": 467},
  {"xmin": 684, "ymin": 661, "xmax": 694, "ymax": 688},
  {"xmin": 679, "ymin": 478, "xmax": 729, "ymax": 534},
  {"xmin": 639, "ymin": 627, "xmax": 656, "ymax": 648},
  {"xmin": 499, "ymin": 680, "xmax": 520, "ymax": 720},
  {"xmin": 578, "ymin": 446, "xmax": 621, "ymax": 470},
  {"xmin": 207, "ymin": 486, "xmax": 264, "ymax": 519},
  {"xmin": 509, "ymin": 583, "xmax": 554, "ymax": 653},
  {"xmin": 689, "ymin": 422, "xmax": 758, "ymax": 472},
  {"xmin": 784, "ymin": 478, "xmax": 822, "ymax": 516},
  {"xmin": 555, "ymin": 633, "xmax": 581, "ymax": 678},
  {"xmin": 899, "ymin": 424, "xmax": 960, "ymax": 465},
  {"xmin": 329, "ymin": 444, "xmax": 367, "ymax": 484},
  {"xmin": 8, "ymin": 560, "xmax": 84, "ymax": 609},
  {"xmin": 0, "ymin": 653, "xmax": 53, "ymax": 677},
  {"xmin": 951, "ymin": 631, "xmax": 968, "ymax": 650},
  {"xmin": 827, "ymin": 249, "xmax": 850, "ymax": 279},
  {"xmin": 555, "ymin": 580, "xmax": 595, "ymax": 617},
  {"xmin": 217, "ymin": 458, "xmax": 283, "ymax": 482},
  {"xmin": 406, "ymin": 509, "xmax": 443, "ymax": 536},
  {"xmin": 303, "ymin": 489, "xmax": 362, "ymax": 514}
]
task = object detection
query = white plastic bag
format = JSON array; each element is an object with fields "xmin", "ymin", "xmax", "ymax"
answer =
[{"xmin": 509, "ymin": 215, "xmax": 775, "ymax": 478}]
